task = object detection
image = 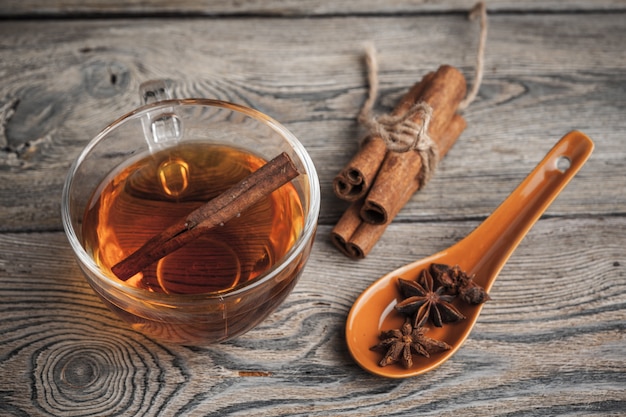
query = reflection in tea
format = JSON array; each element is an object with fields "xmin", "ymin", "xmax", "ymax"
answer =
[{"xmin": 82, "ymin": 142, "xmax": 304, "ymax": 294}]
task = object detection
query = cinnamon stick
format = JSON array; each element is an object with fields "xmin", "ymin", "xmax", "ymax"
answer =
[
  {"xmin": 332, "ymin": 136, "xmax": 387, "ymax": 202},
  {"xmin": 111, "ymin": 152, "xmax": 300, "ymax": 281},
  {"xmin": 360, "ymin": 65, "xmax": 467, "ymax": 225},
  {"xmin": 332, "ymin": 73, "xmax": 435, "ymax": 202},
  {"xmin": 331, "ymin": 113, "xmax": 466, "ymax": 259}
]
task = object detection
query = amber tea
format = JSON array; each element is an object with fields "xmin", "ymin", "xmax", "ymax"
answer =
[
  {"xmin": 82, "ymin": 142, "xmax": 304, "ymax": 295},
  {"xmin": 64, "ymin": 97, "xmax": 319, "ymax": 344}
]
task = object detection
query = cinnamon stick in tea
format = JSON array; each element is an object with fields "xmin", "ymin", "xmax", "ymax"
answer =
[
  {"xmin": 331, "ymin": 114, "xmax": 466, "ymax": 258},
  {"xmin": 112, "ymin": 152, "xmax": 300, "ymax": 281},
  {"xmin": 333, "ymin": 73, "xmax": 436, "ymax": 202},
  {"xmin": 361, "ymin": 65, "xmax": 467, "ymax": 225}
]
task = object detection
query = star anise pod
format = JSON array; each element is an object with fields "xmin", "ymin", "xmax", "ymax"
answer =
[
  {"xmin": 395, "ymin": 268, "xmax": 465, "ymax": 327},
  {"xmin": 370, "ymin": 318, "xmax": 451, "ymax": 368},
  {"xmin": 459, "ymin": 280, "xmax": 491, "ymax": 304},
  {"xmin": 430, "ymin": 263, "xmax": 491, "ymax": 305},
  {"xmin": 430, "ymin": 263, "xmax": 460, "ymax": 292}
]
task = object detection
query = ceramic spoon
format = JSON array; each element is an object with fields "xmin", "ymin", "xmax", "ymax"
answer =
[{"xmin": 345, "ymin": 131, "xmax": 594, "ymax": 378}]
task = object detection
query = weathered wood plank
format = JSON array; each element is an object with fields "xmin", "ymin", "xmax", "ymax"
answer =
[
  {"xmin": 0, "ymin": 13, "xmax": 625, "ymax": 232},
  {"xmin": 2, "ymin": 0, "xmax": 626, "ymax": 17},
  {"xmin": 0, "ymin": 217, "xmax": 624, "ymax": 415},
  {"xmin": 1, "ymin": 3, "xmax": 625, "ymax": 416}
]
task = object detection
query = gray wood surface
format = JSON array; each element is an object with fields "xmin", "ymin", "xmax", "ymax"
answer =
[
  {"xmin": 2, "ymin": 0, "xmax": 626, "ymax": 16},
  {"xmin": 1, "ymin": 2, "xmax": 625, "ymax": 416}
]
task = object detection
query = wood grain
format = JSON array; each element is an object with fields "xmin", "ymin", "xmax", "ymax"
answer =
[
  {"xmin": 0, "ymin": 3, "xmax": 625, "ymax": 416},
  {"xmin": 0, "ymin": 218, "xmax": 624, "ymax": 415},
  {"xmin": 0, "ymin": 14, "xmax": 625, "ymax": 230},
  {"xmin": 2, "ymin": 0, "xmax": 626, "ymax": 17}
]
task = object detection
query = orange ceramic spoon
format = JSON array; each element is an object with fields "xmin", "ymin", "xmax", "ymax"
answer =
[{"xmin": 346, "ymin": 131, "xmax": 594, "ymax": 378}]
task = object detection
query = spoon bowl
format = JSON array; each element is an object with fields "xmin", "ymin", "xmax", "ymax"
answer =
[{"xmin": 346, "ymin": 131, "xmax": 594, "ymax": 378}]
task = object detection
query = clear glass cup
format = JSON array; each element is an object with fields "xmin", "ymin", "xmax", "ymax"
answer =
[{"xmin": 62, "ymin": 83, "xmax": 320, "ymax": 345}]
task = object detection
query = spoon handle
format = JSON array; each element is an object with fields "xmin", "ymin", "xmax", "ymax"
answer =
[{"xmin": 463, "ymin": 131, "xmax": 594, "ymax": 288}]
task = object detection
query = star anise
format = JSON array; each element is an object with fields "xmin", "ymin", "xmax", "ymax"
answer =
[
  {"xmin": 395, "ymin": 268, "xmax": 465, "ymax": 327},
  {"xmin": 371, "ymin": 263, "xmax": 491, "ymax": 369},
  {"xmin": 370, "ymin": 318, "xmax": 451, "ymax": 368},
  {"xmin": 430, "ymin": 263, "xmax": 491, "ymax": 305},
  {"xmin": 430, "ymin": 263, "xmax": 460, "ymax": 291}
]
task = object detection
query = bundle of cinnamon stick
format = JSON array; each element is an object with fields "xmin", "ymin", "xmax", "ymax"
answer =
[{"xmin": 331, "ymin": 65, "xmax": 468, "ymax": 259}]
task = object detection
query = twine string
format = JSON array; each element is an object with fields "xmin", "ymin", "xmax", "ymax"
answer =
[
  {"xmin": 357, "ymin": 44, "xmax": 438, "ymax": 183},
  {"xmin": 357, "ymin": 2, "xmax": 487, "ymax": 183},
  {"xmin": 459, "ymin": 1, "xmax": 488, "ymax": 111}
]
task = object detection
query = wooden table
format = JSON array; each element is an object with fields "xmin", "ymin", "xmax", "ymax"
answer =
[{"xmin": 1, "ymin": 1, "xmax": 625, "ymax": 415}]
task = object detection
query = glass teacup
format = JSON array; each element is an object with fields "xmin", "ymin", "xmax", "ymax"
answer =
[{"xmin": 62, "ymin": 82, "xmax": 320, "ymax": 345}]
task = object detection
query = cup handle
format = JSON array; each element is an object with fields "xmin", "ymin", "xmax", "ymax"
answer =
[{"xmin": 139, "ymin": 80, "xmax": 182, "ymax": 152}]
